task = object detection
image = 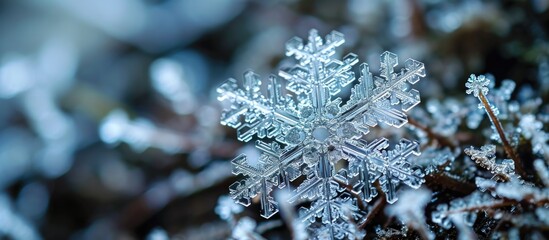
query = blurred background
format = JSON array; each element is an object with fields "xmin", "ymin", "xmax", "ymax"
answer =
[{"xmin": 0, "ymin": 0, "xmax": 547, "ymax": 239}]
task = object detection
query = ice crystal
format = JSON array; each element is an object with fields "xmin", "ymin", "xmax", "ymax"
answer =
[
  {"xmin": 519, "ymin": 115, "xmax": 549, "ymax": 160},
  {"xmin": 374, "ymin": 225, "xmax": 408, "ymax": 239},
  {"xmin": 464, "ymin": 145, "xmax": 515, "ymax": 179},
  {"xmin": 464, "ymin": 74, "xmax": 519, "ymax": 137},
  {"xmin": 435, "ymin": 170, "xmax": 549, "ymax": 239},
  {"xmin": 494, "ymin": 177, "xmax": 547, "ymax": 202},
  {"xmin": 432, "ymin": 191, "xmax": 496, "ymax": 230},
  {"xmin": 218, "ymin": 29, "xmax": 425, "ymax": 238},
  {"xmin": 465, "ymin": 74, "xmax": 490, "ymax": 98}
]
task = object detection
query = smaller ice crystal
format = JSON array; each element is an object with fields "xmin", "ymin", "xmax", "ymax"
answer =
[
  {"xmin": 464, "ymin": 145, "xmax": 515, "ymax": 178},
  {"xmin": 375, "ymin": 225, "xmax": 408, "ymax": 238},
  {"xmin": 465, "ymin": 74, "xmax": 490, "ymax": 97},
  {"xmin": 431, "ymin": 204, "xmax": 452, "ymax": 229},
  {"xmin": 432, "ymin": 191, "xmax": 497, "ymax": 230},
  {"xmin": 495, "ymin": 177, "xmax": 546, "ymax": 202},
  {"xmin": 425, "ymin": 99, "xmax": 463, "ymax": 136},
  {"xmin": 519, "ymin": 115, "xmax": 549, "ymax": 158},
  {"xmin": 150, "ymin": 57, "xmax": 197, "ymax": 115},
  {"xmin": 519, "ymin": 114, "xmax": 542, "ymax": 139}
]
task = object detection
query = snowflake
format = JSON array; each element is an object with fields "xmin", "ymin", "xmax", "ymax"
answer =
[
  {"xmin": 465, "ymin": 74, "xmax": 490, "ymax": 98},
  {"xmin": 218, "ymin": 29, "xmax": 426, "ymax": 238}
]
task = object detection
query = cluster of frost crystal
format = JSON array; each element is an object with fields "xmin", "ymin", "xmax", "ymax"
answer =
[
  {"xmin": 432, "ymin": 191, "xmax": 497, "ymax": 230},
  {"xmin": 218, "ymin": 29, "xmax": 426, "ymax": 238},
  {"xmin": 464, "ymin": 145, "xmax": 515, "ymax": 178}
]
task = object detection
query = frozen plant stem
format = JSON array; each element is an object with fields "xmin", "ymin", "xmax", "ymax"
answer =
[
  {"xmin": 466, "ymin": 74, "xmax": 524, "ymax": 176},
  {"xmin": 477, "ymin": 92, "xmax": 524, "ymax": 176}
]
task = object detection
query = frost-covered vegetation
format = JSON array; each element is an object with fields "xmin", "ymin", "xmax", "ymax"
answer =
[{"xmin": 0, "ymin": 1, "xmax": 547, "ymax": 239}]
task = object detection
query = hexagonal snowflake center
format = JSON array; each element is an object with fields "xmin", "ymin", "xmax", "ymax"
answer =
[{"xmin": 312, "ymin": 126, "xmax": 330, "ymax": 142}]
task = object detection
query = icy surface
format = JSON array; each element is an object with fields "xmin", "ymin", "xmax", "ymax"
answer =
[{"xmin": 218, "ymin": 29, "xmax": 425, "ymax": 238}]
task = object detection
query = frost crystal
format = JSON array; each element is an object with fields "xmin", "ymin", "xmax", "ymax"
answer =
[
  {"xmin": 464, "ymin": 145, "xmax": 515, "ymax": 179},
  {"xmin": 218, "ymin": 29, "xmax": 425, "ymax": 237},
  {"xmin": 432, "ymin": 191, "xmax": 496, "ymax": 230},
  {"xmin": 465, "ymin": 75, "xmax": 517, "ymax": 129},
  {"xmin": 465, "ymin": 74, "xmax": 490, "ymax": 98}
]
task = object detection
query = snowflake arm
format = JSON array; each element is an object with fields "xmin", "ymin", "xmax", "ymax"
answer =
[
  {"xmin": 230, "ymin": 141, "xmax": 304, "ymax": 218},
  {"xmin": 339, "ymin": 52, "xmax": 425, "ymax": 131},
  {"xmin": 218, "ymin": 72, "xmax": 300, "ymax": 143},
  {"xmin": 344, "ymin": 138, "xmax": 423, "ymax": 203}
]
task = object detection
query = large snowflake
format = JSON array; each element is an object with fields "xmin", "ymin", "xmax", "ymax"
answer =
[{"xmin": 218, "ymin": 29, "xmax": 426, "ymax": 238}]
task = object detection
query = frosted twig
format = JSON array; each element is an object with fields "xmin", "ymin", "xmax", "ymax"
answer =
[{"xmin": 465, "ymin": 74, "xmax": 525, "ymax": 176}]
